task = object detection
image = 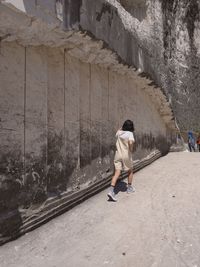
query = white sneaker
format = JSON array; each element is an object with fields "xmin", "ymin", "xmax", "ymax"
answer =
[
  {"xmin": 127, "ymin": 185, "xmax": 135, "ymax": 193},
  {"xmin": 107, "ymin": 191, "xmax": 117, "ymax": 202}
]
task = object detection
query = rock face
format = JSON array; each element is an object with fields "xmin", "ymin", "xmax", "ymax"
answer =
[
  {"xmin": 0, "ymin": 0, "xmax": 177, "ymax": 242},
  {"xmin": 80, "ymin": 0, "xmax": 200, "ymax": 131},
  {"xmin": 160, "ymin": 0, "xmax": 200, "ymax": 131}
]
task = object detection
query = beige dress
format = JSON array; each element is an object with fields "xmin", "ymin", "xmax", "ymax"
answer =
[{"xmin": 114, "ymin": 130, "xmax": 135, "ymax": 171}]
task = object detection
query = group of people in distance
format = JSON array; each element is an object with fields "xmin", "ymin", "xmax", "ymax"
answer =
[{"xmin": 188, "ymin": 131, "xmax": 200, "ymax": 152}]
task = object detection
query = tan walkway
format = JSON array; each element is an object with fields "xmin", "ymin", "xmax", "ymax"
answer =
[{"xmin": 1, "ymin": 152, "xmax": 200, "ymax": 267}]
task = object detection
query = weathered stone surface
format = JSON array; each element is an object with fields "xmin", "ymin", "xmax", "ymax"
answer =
[
  {"xmin": 80, "ymin": 0, "xmax": 200, "ymax": 131},
  {"xmin": 0, "ymin": 42, "xmax": 24, "ymax": 175},
  {"xmin": 0, "ymin": 1, "xmax": 178, "ymax": 241},
  {"xmin": 0, "ymin": 173, "xmax": 22, "ymax": 238},
  {"xmin": 0, "ymin": 40, "xmax": 174, "ymax": 229},
  {"xmin": 0, "ymin": 150, "xmax": 162, "ymax": 245},
  {"xmin": 2, "ymin": 1, "xmax": 199, "ymax": 133},
  {"xmin": 47, "ymin": 48, "xmax": 65, "ymax": 194},
  {"xmin": 63, "ymin": 0, "xmax": 82, "ymax": 30},
  {"xmin": 65, "ymin": 54, "xmax": 80, "ymax": 188},
  {"xmin": 0, "ymin": 1, "xmax": 174, "ymax": 131}
]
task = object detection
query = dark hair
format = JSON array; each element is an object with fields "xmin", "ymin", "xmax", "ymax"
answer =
[{"xmin": 122, "ymin": 120, "xmax": 135, "ymax": 132}]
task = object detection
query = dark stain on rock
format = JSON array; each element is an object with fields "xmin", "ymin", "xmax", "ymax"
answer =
[
  {"xmin": 91, "ymin": 124, "xmax": 101, "ymax": 160},
  {"xmin": 101, "ymin": 142, "xmax": 111, "ymax": 159},
  {"xmin": 47, "ymin": 162, "xmax": 65, "ymax": 195},
  {"xmin": 119, "ymin": 0, "xmax": 147, "ymax": 22},
  {"xmin": 63, "ymin": 0, "xmax": 82, "ymax": 29},
  {"xmin": 0, "ymin": 122, "xmax": 174, "ymax": 241},
  {"xmin": 126, "ymin": 32, "xmax": 133, "ymax": 66},
  {"xmin": 47, "ymin": 132, "xmax": 66, "ymax": 194},
  {"xmin": 155, "ymin": 135, "xmax": 171, "ymax": 156},
  {"xmin": 96, "ymin": 3, "xmax": 112, "ymax": 23},
  {"xmin": 64, "ymin": 127, "xmax": 81, "ymax": 188},
  {"xmin": 24, "ymin": 142, "xmax": 47, "ymax": 198},
  {"xmin": 161, "ymin": 0, "xmax": 178, "ymax": 61},
  {"xmin": 0, "ymin": 172, "xmax": 22, "ymax": 237},
  {"xmin": 80, "ymin": 128, "xmax": 91, "ymax": 168},
  {"xmin": 22, "ymin": 156, "xmax": 47, "ymax": 207},
  {"xmin": 0, "ymin": 150, "xmax": 24, "ymax": 182},
  {"xmin": 48, "ymin": 132, "xmax": 64, "ymax": 165},
  {"xmin": 161, "ymin": 0, "xmax": 200, "ymax": 55},
  {"xmin": 184, "ymin": 0, "xmax": 199, "ymax": 45},
  {"xmin": 135, "ymin": 132, "xmax": 171, "ymax": 156}
]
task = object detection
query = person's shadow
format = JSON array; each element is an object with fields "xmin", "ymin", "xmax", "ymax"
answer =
[
  {"xmin": 107, "ymin": 181, "xmax": 127, "ymax": 201},
  {"xmin": 114, "ymin": 181, "xmax": 127, "ymax": 194}
]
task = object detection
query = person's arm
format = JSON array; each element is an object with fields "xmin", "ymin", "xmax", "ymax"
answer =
[
  {"xmin": 128, "ymin": 140, "xmax": 134, "ymax": 152},
  {"xmin": 128, "ymin": 141, "xmax": 134, "ymax": 152},
  {"xmin": 128, "ymin": 132, "xmax": 135, "ymax": 152}
]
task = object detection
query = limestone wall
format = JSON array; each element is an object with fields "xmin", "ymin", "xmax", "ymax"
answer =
[
  {"xmin": 4, "ymin": 0, "xmax": 200, "ymax": 132},
  {"xmin": 0, "ymin": 1, "xmax": 178, "ymax": 242},
  {"xmin": 0, "ymin": 41, "xmax": 173, "ymax": 238},
  {"xmin": 2, "ymin": 0, "xmax": 62, "ymax": 24}
]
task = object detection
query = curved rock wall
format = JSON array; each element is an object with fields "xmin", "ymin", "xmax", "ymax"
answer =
[
  {"xmin": 80, "ymin": 0, "xmax": 200, "ymax": 132},
  {"xmin": 0, "ymin": 1, "xmax": 177, "ymax": 242},
  {"xmin": 0, "ymin": 40, "xmax": 174, "ymax": 240}
]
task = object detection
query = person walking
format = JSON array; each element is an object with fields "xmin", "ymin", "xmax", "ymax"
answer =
[
  {"xmin": 107, "ymin": 120, "xmax": 135, "ymax": 202},
  {"xmin": 196, "ymin": 134, "xmax": 200, "ymax": 152},
  {"xmin": 188, "ymin": 131, "xmax": 195, "ymax": 152}
]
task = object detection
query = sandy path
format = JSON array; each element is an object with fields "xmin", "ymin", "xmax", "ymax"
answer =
[{"xmin": 1, "ymin": 152, "xmax": 200, "ymax": 267}]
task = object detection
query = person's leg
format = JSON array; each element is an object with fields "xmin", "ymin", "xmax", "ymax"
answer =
[
  {"xmin": 127, "ymin": 169, "xmax": 133, "ymax": 185},
  {"xmin": 111, "ymin": 169, "xmax": 121, "ymax": 187},
  {"xmin": 188, "ymin": 143, "xmax": 192, "ymax": 152},
  {"xmin": 107, "ymin": 169, "xmax": 121, "ymax": 201},
  {"xmin": 127, "ymin": 169, "xmax": 135, "ymax": 193}
]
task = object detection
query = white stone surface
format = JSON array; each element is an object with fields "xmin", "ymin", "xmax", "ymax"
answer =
[
  {"xmin": 25, "ymin": 46, "xmax": 48, "ymax": 160},
  {"xmin": 0, "ymin": 1, "xmax": 174, "ymax": 130},
  {"xmin": 0, "ymin": 41, "xmax": 25, "ymax": 163},
  {"xmin": 0, "ymin": 41, "xmax": 172, "ymax": 185}
]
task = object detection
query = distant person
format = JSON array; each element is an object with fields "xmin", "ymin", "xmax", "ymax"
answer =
[
  {"xmin": 107, "ymin": 120, "xmax": 135, "ymax": 202},
  {"xmin": 196, "ymin": 134, "xmax": 200, "ymax": 152},
  {"xmin": 188, "ymin": 131, "xmax": 195, "ymax": 152}
]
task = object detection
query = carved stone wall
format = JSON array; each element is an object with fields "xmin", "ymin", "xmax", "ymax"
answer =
[
  {"xmin": 0, "ymin": 1, "xmax": 177, "ymax": 242},
  {"xmin": 0, "ymin": 41, "xmax": 174, "ymax": 239}
]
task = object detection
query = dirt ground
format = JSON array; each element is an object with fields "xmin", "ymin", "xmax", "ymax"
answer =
[{"xmin": 1, "ymin": 152, "xmax": 200, "ymax": 267}]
